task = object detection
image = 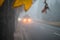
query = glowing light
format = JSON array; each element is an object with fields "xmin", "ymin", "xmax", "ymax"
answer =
[
  {"xmin": 23, "ymin": 18, "xmax": 32, "ymax": 23},
  {"xmin": 28, "ymin": 18, "xmax": 32, "ymax": 23},
  {"xmin": 23, "ymin": 18, "xmax": 27, "ymax": 23},
  {"xmin": 18, "ymin": 18, "xmax": 21, "ymax": 21}
]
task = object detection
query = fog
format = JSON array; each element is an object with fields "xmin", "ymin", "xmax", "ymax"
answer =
[
  {"xmin": 37, "ymin": 0, "xmax": 60, "ymax": 22},
  {"xmin": 17, "ymin": 0, "xmax": 60, "ymax": 22}
]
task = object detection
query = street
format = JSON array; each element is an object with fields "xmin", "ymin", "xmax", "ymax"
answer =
[{"xmin": 14, "ymin": 21, "xmax": 60, "ymax": 40}]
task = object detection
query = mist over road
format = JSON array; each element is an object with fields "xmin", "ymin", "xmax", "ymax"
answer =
[{"xmin": 14, "ymin": 21, "xmax": 60, "ymax": 40}]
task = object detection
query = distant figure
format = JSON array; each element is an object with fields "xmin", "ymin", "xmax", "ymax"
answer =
[{"xmin": 42, "ymin": 0, "xmax": 49, "ymax": 13}]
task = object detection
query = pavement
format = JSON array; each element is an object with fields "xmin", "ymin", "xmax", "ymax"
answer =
[
  {"xmin": 14, "ymin": 20, "xmax": 60, "ymax": 40},
  {"xmin": 34, "ymin": 20, "xmax": 60, "ymax": 26}
]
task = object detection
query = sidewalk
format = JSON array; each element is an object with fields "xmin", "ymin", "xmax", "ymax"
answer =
[{"xmin": 34, "ymin": 20, "xmax": 60, "ymax": 26}]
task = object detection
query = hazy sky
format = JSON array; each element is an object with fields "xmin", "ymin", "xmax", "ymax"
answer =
[{"xmin": 17, "ymin": 0, "xmax": 60, "ymax": 22}]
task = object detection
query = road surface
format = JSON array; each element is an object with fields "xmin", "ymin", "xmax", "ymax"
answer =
[{"xmin": 14, "ymin": 21, "xmax": 60, "ymax": 40}]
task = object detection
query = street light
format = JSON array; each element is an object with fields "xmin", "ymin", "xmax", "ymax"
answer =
[{"xmin": 18, "ymin": 18, "xmax": 21, "ymax": 21}]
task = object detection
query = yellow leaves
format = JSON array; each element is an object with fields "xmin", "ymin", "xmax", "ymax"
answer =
[
  {"xmin": 13, "ymin": 0, "xmax": 32, "ymax": 11},
  {"xmin": 23, "ymin": 0, "xmax": 32, "ymax": 11},
  {"xmin": 13, "ymin": 0, "xmax": 23, "ymax": 8},
  {"xmin": 0, "ymin": 0, "xmax": 4, "ymax": 7},
  {"xmin": 0, "ymin": 0, "xmax": 32, "ymax": 11}
]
